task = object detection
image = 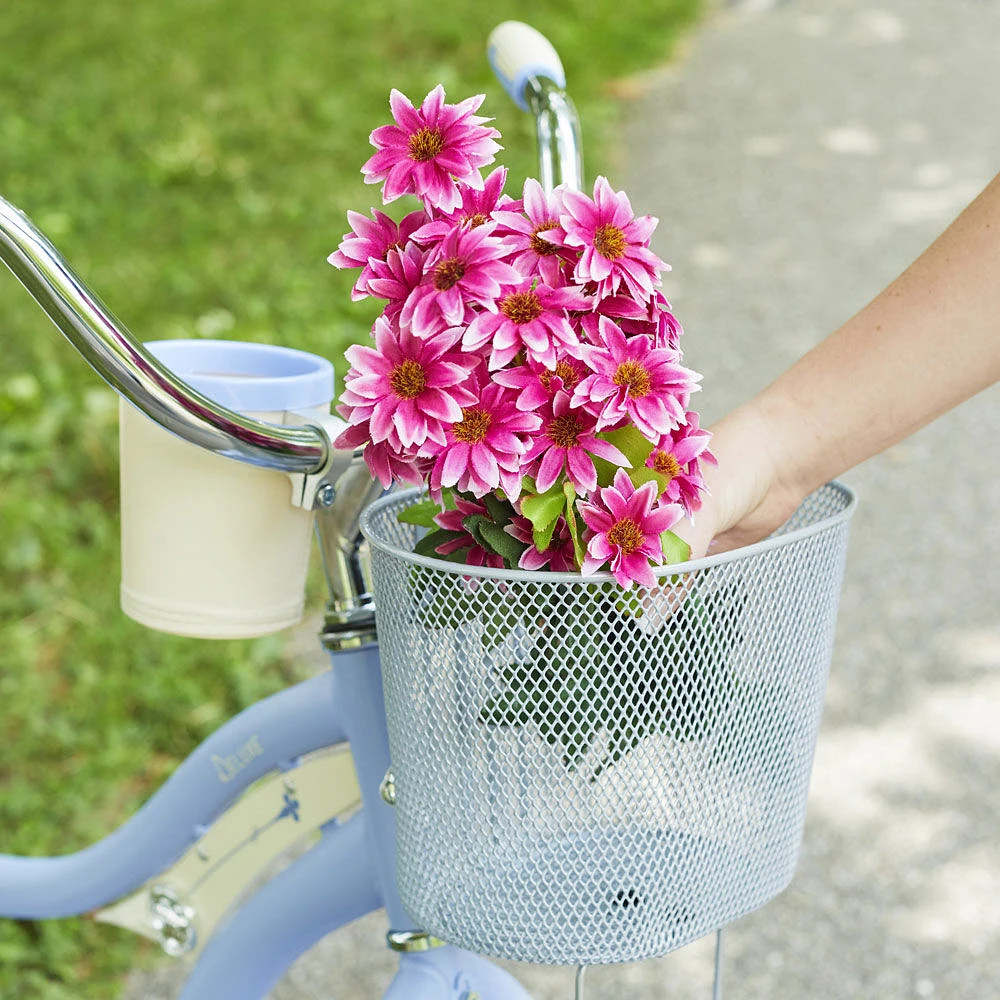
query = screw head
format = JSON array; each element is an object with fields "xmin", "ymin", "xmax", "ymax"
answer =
[
  {"xmin": 379, "ymin": 769, "xmax": 396, "ymax": 806},
  {"xmin": 315, "ymin": 482, "xmax": 336, "ymax": 508}
]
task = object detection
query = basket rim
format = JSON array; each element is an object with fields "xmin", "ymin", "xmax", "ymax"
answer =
[{"xmin": 359, "ymin": 480, "xmax": 856, "ymax": 584}]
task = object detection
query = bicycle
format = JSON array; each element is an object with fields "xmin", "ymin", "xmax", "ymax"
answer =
[{"xmin": 0, "ymin": 22, "xmax": 854, "ymax": 1000}]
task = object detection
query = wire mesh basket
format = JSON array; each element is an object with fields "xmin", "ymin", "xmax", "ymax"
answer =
[{"xmin": 360, "ymin": 482, "xmax": 855, "ymax": 965}]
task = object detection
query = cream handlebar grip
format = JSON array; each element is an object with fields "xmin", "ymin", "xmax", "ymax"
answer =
[{"xmin": 487, "ymin": 21, "xmax": 566, "ymax": 112}]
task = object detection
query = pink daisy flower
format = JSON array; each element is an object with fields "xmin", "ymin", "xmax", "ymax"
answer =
[
  {"xmin": 327, "ymin": 208, "xmax": 427, "ymax": 301},
  {"xmin": 578, "ymin": 291, "xmax": 648, "ymax": 341},
  {"xmin": 646, "ymin": 412, "xmax": 715, "ymax": 517},
  {"xmin": 333, "ymin": 420, "xmax": 427, "ymax": 490},
  {"xmin": 364, "ymin": 242, "xmax": 428, "ymax": 324},
  {"xmin": 337, "ymin": 316, "xmax": 480, "ymax": 451},
  {"xmin": 578, "ymin": 468, "xmax": 684, "ymax": 589},
  {"xmin": 428, "ymin": 383, "xmax": 541, "ymax": 499},
  {"xmin": 432, "ymin": 497, "xmax": 505, "ymax": 569},
  {"xmin": 402, "ymin": 225, "xmax": 520, "ymax": 337},
  {"xmin": 571, "ymin": 316, "xmax": 699, "ymax": 438},
  {"xmin": 363, "ymin": 86, "xmax": 501, "ymax": 214},
  {"xmin": 617, "ymin": 291, "xmax": 684, "ymax": 351},
  {"xmin": 561, "ymin": 176, "xmax": 668, "ymax": 302},
  {"xmin": 506, "ymin": 514, "xmax": 578, "ymax": 573},
  {"xmin": 493, "ymin": 178, "xmax": 575, "ymax": 285},
  {"xmin": 522, "ymin": 390, "xmax": 630, "ymax": 495},
  {"xmin": 493, "ymin": 353, "xmax": 588, "ymax": 411},
  {"xmin": 409, "ymin": 166, "xmax": 511, "ymax": 245},
  {"xmin": 462, "ymin": 278, "xmax": 589, "ymax": 370}
]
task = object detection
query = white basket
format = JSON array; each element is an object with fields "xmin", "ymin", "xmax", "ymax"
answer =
[{"xmin": 361, "ymin": 483, "xmax": 855, "ymax": 965}]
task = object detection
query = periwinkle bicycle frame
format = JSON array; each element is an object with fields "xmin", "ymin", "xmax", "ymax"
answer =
[{"xmin": 0, "ymin": 28, "xmax": 585, "ymax": 1000}]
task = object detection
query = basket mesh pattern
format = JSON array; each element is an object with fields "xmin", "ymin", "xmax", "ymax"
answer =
[{"xmin": 361, "ymin": 484, "xmax": 854, "ymax": 965}]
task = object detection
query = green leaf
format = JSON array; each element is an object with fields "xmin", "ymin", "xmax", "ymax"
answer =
[
  {"xmin": 603, "ymin": 425, "xmax": 655, "ymax": 468},
  {"xmin": 478, "ymin": 519, "xmax": 527, "ymax": 565},
  {"xmin": 591, "ymin": 425, "xmax": 650, "ymax": 487},
  {"xmin": 462, "ymin": 513, "xmax": 490, "ymax": 549},
  {"xmin": 413, "ymin": 527, "xmax": 466, "ymax": 560},
  {"xmin": 533, "ymin": 514, "xmax": 560, "ymax": 553},
  {"xmin": 630, "ymin": 465, "xmax": 671, "ymax": 495},
  {"xmin": 397, "ymin": 498, "xmax": 445, "ymax": 528},
  {"xmin": 563, "ymin": 484, "xmax": 586, "ymax": 567},
  {"xmin": 520, "ymin": 484, "xmax": 565, "ymax": 533},
  {"xmin": 482, "ymin": 491, "xmax": 514, "ymax": 526},
  {"xmin": 660, "ymin": 529, "xmax": 691, "ymax": 565}
]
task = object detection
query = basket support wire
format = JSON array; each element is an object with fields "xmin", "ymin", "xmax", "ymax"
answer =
[
  {"xmin": 573, "ymin": 929, "xmax": 723, "ymax": 999},
  {"xmin": 713, "ymin": 928, "xmax": 725, "ymax": 1000}
]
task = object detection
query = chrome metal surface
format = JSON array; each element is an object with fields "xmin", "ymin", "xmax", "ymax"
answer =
[
  {"xmin": 525, "ymin": 76, "xmax": 583, "ymax": 193},
  {"xmin": 314, "ymin": 453, "xmax": 383, "ymax": 629},
  {"xmin": 713, "ymin": 927, "xmax": 725, "ymax": 1000},
  {"xmin": 0, "ymin": 196, "xmax": 328, "ymax": 474},
  {"xmin": 385, "ymin": 929, "xmax": 445, "ymax": 953},
  {"xmin": 315, "ymin": 482, "xmax": 336, "ymax": 508},
  {"xmin": 575, "ymin": 966, "xmax": 587, "ymax": 1000},
  {"xmin": 149, "ymin": 884, "xmax": 197, "ymax": 957},
  {"xmin": 379, "ymin": 770, "xmax": 396, "ymax": 806}
]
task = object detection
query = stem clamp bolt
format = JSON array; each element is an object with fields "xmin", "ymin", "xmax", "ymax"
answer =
[{"xmin": 315, "ymin": 482, "xmax": 336, "ymax": 508}]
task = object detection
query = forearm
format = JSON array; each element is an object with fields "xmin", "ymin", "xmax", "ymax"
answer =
[{"xmin": 754, "ymin": 172, "xmax": 1000, "ymax": 499}]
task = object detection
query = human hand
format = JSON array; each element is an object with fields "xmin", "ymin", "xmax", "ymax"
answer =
[{"xmin": 674, "ymin": 400, "xmax": 807, "ymax": 560}]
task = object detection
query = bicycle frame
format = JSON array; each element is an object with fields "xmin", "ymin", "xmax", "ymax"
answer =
[{"xmin": 0, "ymin": 24, "xmax": 588, "ymax": 1000}]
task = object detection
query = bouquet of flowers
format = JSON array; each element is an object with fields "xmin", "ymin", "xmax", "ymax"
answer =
[{"xmin": 329, "ymin": 86, "xmax": 714, "ymax": 591}]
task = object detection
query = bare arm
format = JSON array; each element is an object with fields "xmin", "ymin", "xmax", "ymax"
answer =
[{"xmin": 687, "ymin": 172, "xmax": 1000, "ymax": 556}]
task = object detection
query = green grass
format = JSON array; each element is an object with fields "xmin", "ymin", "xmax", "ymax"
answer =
[{"xmin": 0, "ymin": 0, "xmax": 702, "ymax": 994}]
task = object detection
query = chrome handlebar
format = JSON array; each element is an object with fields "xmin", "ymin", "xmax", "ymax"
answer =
[
  {"xmin": 525, "ymin": 76, "xmax": 583, "ymax": 194},
  {"xmin": 0, "ymin": 197, "xmax": 329, "ymax": 476}
]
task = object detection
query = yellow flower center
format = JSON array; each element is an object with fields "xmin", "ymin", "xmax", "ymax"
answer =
[
  {"xmin": 606, "ymin": 518, "xmax": 643, "ymax": 555},
  {"xmin": 408, "ymin": 126, "xmax": 445, "ymax": 162},
  {"xmin": 433, "ymin": 257, "xmax": 466, "ymax": 290},
  {"xmin": 594, "ymin": 223, "xmax": 627, "ymax": 260},
  {"xmin": 613, "ymin": 360, "xmax": 652, "ymax": 397},
  {"xmin": 547, "ymin": 413, "xmax": 583, "ymax": 449},
  {"xmin": 539, "ymin": 360, "xmax": 582, "ymax": 393},
  {"xmin": 452, "ymin": 407, "xmax": 492, "ymax": 443},
  {"xmin": 464, "ymin": 212, "xmax": 488, "ymax": 227},
  {"xmin": 500, "ymin": 290, "xmax": 545, "ymax": 325},
  {"xmin": 529, "ymin": 220, "xmax": 561, "ymax": 256},
  {"xmin": 652, "ymin": 450, "xmax": 681, "ymax": 482},
  {"xmin": 388, "ymin": 359, "xmax": 426, "ymax": 399}
]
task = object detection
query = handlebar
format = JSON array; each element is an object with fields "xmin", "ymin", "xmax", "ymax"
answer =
[
  {"xmin": 488, "ymin": 21, "xmax": 583, "ymax": 192},
  {"xmin": 0, "ymin": 197, "xmax": 329, "ymax": 476}
]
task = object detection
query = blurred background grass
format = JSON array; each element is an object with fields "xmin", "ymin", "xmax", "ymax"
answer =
[{"xmin": 0, "ymin": 0, "xmax": 702, "ymax": 995}]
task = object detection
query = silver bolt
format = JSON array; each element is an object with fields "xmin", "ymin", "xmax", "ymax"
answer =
[
  {"xmin": 379, "ymin": 769, "xmax": 396, "ymax": 806},
  {"xmin": 149, "ymin": 885, "xmax": 197, "ymax": 957},
  {"xmin": 315, "ymin": 482, "xmax": 336, "ymax": 508}
]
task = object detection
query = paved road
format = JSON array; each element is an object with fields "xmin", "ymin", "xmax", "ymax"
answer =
[{"xmin": 125, "ymin": 1, "xmax": 1000, "ymax": 996}]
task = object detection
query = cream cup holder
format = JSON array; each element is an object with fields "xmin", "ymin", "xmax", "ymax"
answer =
[{"xmin": 119, "ymin": 339, "xmax": 335, "ymax": 639}]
